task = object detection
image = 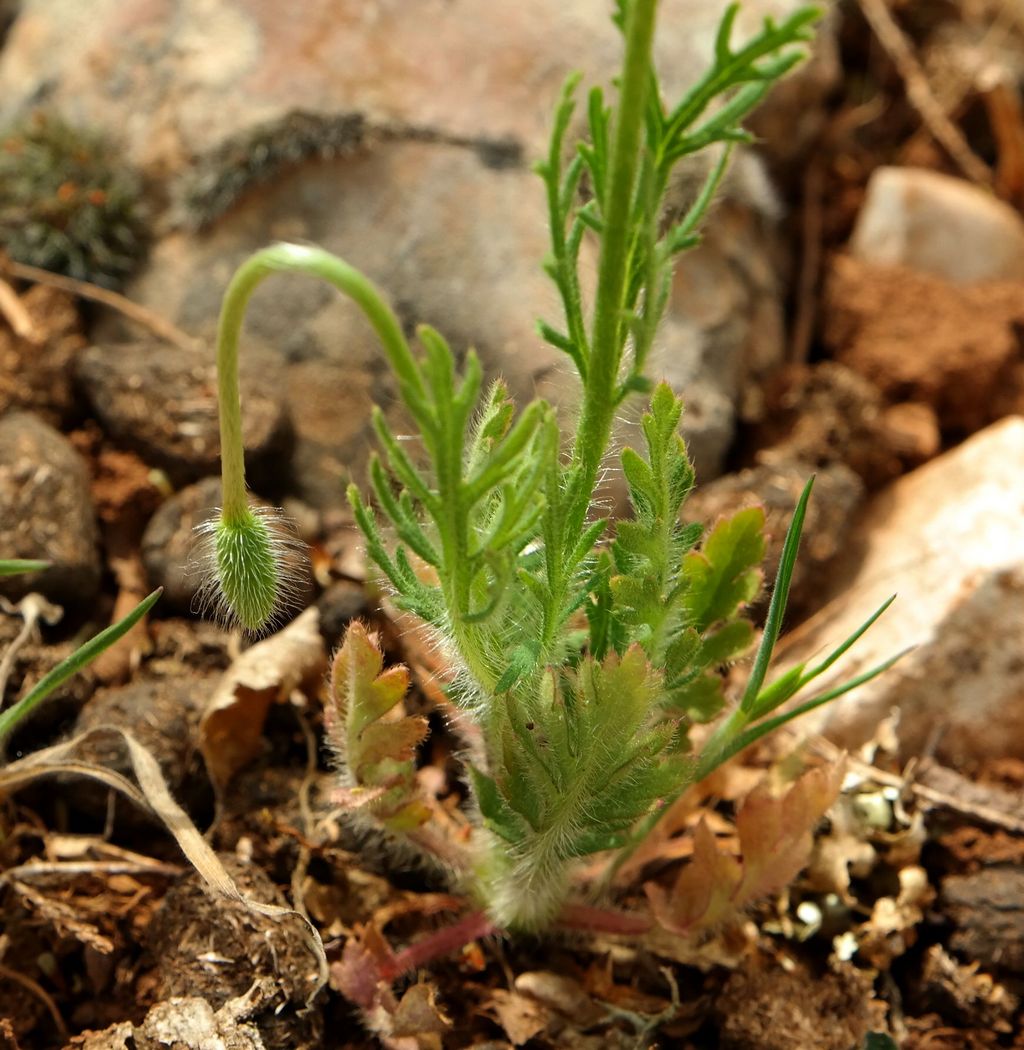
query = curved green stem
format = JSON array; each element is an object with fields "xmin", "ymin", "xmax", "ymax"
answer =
[{"xmin": 215, "ymin": 243, "xmax": 422, "ymax": 523}]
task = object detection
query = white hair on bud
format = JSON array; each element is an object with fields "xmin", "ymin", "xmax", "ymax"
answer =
[{"xmin": 191, "ymin": 503, "xmax": 309, "ymax": 636}]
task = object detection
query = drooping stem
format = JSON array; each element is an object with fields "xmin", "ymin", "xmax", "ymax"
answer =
[
  {"xmin": 214, "ymin": 243, "xmax": 423, "ymax": 523},
  {"xmin": 571, "ymin": 0, "xmax": 658, "ymax": 516}
]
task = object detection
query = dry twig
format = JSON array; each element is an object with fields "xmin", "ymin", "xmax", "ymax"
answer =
[
  {"xmin": 0, "ymin": 256, "xmax": 200, "ymax": 352},
  {"xmin": 0, "ymin": 277, "xmax": 42, "ymax": 344},
  {"xmin": 856, "ymin": 0, "xmax": 993, "ymax": 186},
  {"xmin": 810, "ymin": 736, "xmax": 1024, "ymax": 836}
]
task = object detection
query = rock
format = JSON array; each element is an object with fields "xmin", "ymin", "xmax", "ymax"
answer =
[
  {"xmin": 0, "ymin": 0, "xmax": 829, "ymax": 180},
  {"xmin": 684, "ymin": 459, "xmax": 863, "ymax": 620},
  {"xmin": 655, "ymin": 199, "xmax": 787, "ymax": 480},
  {"xmin": 106, "ymin": 140, "xmax": 785, "ymax": 503},
  {"xmin": 145, "ymin": 857, "xmax": 322, "ymax": 1048},
  {"xmin": 0, "ymin": 285, "xmax": 85, "ymax": 425},
  {"xmin": 0, "ymin": 410, "xmax": 100, "ymax": 604},
  {"xmin": 1, "ymin": 0, "xmax": 811, "ymax": 501},
  {"xmin": 73, "ymin": 677, "xmax": 212, "ymax": 824},
  {"xmin": 76, "ymin": 340, "xmax": 288, "ymax": 485},
  {"xmin": 778, "ymin": 417, "xmax": 1024, "ymax": 769},
  {"xmin": 849, "ymin": 167, "xmax": 1024, "ymax": 284},
  {"xmin": 823, "ymin": 255, "xmax": 1024, "ymax": 432},
  {"xmin": 141, "ymin": 476, "xmax": 223, "ymax": 613},
  {"xmin": 71, "ymin": 980, "xmax": 307, "ymax": 1050}
]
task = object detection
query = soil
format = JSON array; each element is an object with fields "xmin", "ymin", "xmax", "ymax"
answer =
[{"xmin": 3, "ymin": 4, "xmax": 1024, "ymax": 1050}]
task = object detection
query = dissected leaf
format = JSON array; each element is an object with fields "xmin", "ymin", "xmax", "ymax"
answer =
[
  {"xmin": 327, "ymin": 621, "xmax": 430, "ymax": 831},
  {"xmin": 682, "ymin": 508, "xmax": 765, "ymax": 632},
  {"xmin": 646, "ymin": 760, "xmax": 845, "ymax": 934}
]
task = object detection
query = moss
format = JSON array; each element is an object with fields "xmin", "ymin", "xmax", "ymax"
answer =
[{"xmin": 0, "ymin": 111, "xmax": 147, "ymax": 289}]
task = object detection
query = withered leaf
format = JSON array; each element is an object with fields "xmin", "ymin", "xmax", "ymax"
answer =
[
  {"xmin": 646, "ymin": 760, "xmax": 845, "ymax": 935},
  {"xmin": 199, "ymin": 607, "xmax": 326, "ymax": 790}
]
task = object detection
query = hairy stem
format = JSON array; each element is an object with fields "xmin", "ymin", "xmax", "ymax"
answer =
[
  {"xmin": 215, "ymin": 243, "xmax": 422, "ymax": 523},
  {"xmin": 571, "ymin": 0, "xmax": 657, "ymax": 518}
]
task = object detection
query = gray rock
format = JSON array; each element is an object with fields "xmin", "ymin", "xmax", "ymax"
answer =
[
  {"xmin": 2, "ymin": 0, "xmax": 818, "ymax": 502},
  {"xmin": 0, "ymin": 0, "xmax": 831, "ymax": 180},
  {"xmin": 850, "ymin": 167, "xmax": 1024, "ymax": 284},
  {"xmin": 0, "ymin": 410, "xmax": 100, "ymax": 604},
  {"xmin": 778, "ymin": 417, "xmax": 1024, "ymax": 769},
  {"xmin": 141, "ymin": 476, "xmax": 222, "ymax": 613},
  {"xmin": 76, "ymin": 340, "xmax": 288, "ymax": 485},
  {"xmin": 73, "ymin": 676, "xmax": 211, "ymax": 823},
  {"xmin": 654, "ymin": 200, "xmax": 788, "ymax": 480}
]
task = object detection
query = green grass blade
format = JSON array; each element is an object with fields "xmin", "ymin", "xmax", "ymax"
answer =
[
  {"xmin": 752, "ymin": 593, "xmax": 896, "ymax": 720},
  {"xmin": 0, "ymin": 560, "xmax": 51, "ymax": 577},
  {"xmin": 0, "ymin": 589, "xmax": 162, "ymax": 746},
  {"xmin": 698, "ymin": 648, "xmax": 909, "ymax": 779},
  {"xmin": 738, "ymin": 476, "xmax": 813, "ymax": 714}
]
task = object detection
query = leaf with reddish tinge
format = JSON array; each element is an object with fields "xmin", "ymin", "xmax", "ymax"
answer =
[
  {"xmin": 327, "ymin": 621, "xmax": 430, "ymax": 831},
  {"xmin": 646, "ymin": 760, "xmax": 844, "ymax": 934}
]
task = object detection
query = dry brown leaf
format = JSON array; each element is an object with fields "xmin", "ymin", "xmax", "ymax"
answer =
[
  {"xmin": 483, "ymin": 988, "xmax": 551, "ymax": 1046},
  {"xmin": 646, "ymin": 760, "xmax": 845, "ymax": 935},
  {"xmin": 199, "ymin": 607, "xmax": 325, "ymax": 790},
  {"xmin": 390, "ymin": 982, "xmax": 452, "ymax": 1043}
]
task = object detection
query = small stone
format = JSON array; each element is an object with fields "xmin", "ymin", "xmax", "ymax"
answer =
[
  {"xmin": 0, "ymin": 410, "xmax": 100, "ymax": 604},
  {"xmin": 146, "ymin": 856, "xmax": 320, "ymax": 1026},
  {"xmin": 73, "ymin": 677, "xmax": 211, "ymax": 822},
  {"xmin": 850, "ymin": 166, "xmax": 1024, "ymax": 284},
  {"xmin": 76, "ymin": 341, "xmax": 288, "ymax": 485},
  {"xmin": 141, "ymin": 476, "xmax": 222, "ymax": 614},
  {"xmin": 778, "ymin": 417, "xmax": 1024, "ymax": 768}
]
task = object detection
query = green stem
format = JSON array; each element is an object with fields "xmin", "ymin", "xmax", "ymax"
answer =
[
  {"xmin": 571, "ymin": 0, "xmax": 658, "ymax": 514},
  {"xmin": 215, "ymin": 243, "xmax": 423, "ymax": 523}
]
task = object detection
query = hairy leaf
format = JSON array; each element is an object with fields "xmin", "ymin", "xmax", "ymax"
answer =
[
  {"xmin": 682, "ymin": 508, "xmax": 765, "ymax": 632},
  {"xmin": 327, "ymin": 621, "xmax": 430, "ymax": 831}
]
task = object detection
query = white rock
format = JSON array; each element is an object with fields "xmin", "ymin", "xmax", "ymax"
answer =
[
  {"xmin": 849, "ymin": 166, "xmax": 1024, "ymax": 283},
  {"xmin": 778, "ymin": 417, "xmax": 1024, "ymax": 767}
]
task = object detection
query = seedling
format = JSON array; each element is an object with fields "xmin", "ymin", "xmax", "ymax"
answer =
[{"xmin": 204, "ymin": 1, "xmax": 896, "ymax": 934}]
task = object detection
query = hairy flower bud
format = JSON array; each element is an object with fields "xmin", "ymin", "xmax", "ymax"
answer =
[{"xmin": 194, "ymin": 505, "xmax": 305, "ymax": 634}]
